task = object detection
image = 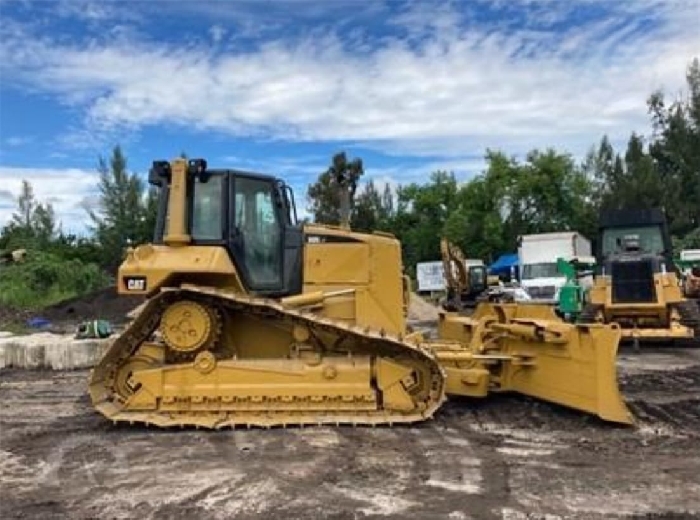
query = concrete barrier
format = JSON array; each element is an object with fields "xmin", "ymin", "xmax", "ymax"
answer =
[{"xmin": 0, "ymin": 332, "xmax": 114, "ymax": 370}]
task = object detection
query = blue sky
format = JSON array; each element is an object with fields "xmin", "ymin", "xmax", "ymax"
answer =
[{"xmin": 0, "ymin": 0, "xmax": 698, "ymax": 233}]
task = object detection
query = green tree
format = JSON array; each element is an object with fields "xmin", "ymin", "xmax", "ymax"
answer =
[
  {"xmin": 673, "ymin": 227, "xmax": 700, "ymax": 251},
  {"xmin": 350, "ymin": 180, "xmax": 395, "ymax": 232},
  {"xmin": 509, "ymin": 148, "xmax": 591, "ymax": 234},
  {"xmin": 582, "ymin": 135, "xmax": 623, "ymax": 212},
  {"xmin": 0, "ymin": 180, "xmax": 57, "ymax": 250},
  {"xmin": 381, "ymin": 183, "xmax": 394, "ymax": 217},
  {"xmin": 86, "ymin": 145, "xmax": 155, "ymax": 271},
  {"xmin": 13, "ymin": 180, "xmax": 36, "ymax": 230},
  {"xmin": 391, "ymin": 171, "xmax": 459, "ymax": 272},
  {"xmin": 443, "ymin": 151, "xmax": 516, "ymax": 261},
  {"xmin": 307, "ymin": 151, "xmax": 364, "ymax": 225},
  {"xmin": 31, "ymin": 202, "xmax": 57, "ymax": 246},
  {"xmin": 647, "ymin": 57, "xmax": 700, "ymax": 235}
]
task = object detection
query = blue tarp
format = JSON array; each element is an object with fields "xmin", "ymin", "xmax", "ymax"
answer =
[{"xmin": 488, "ymin": 253, "xmax": 519, "ymax": 275}]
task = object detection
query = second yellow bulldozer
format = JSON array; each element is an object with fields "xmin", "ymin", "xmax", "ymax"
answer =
[
  {"xmin": 580, "ymin": 208, "xmax": 700, "ymax": 346},
  {"xmin": 88, "ymin": 158, "xmax": 634, "ymax": 429}
]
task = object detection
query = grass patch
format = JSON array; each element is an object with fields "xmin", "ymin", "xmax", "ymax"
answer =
[{"xmin": 0, "ymin": 251, "xmax": 110, "ymax": 311}]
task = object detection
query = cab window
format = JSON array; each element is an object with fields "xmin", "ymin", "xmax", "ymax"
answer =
[
  {"xmin": 234, "ymin": 177, "xmax": 282, "ymax": 286},
  {"xmin": 191, "ymin": 176, "xmax": 223, "ymax": 240}
]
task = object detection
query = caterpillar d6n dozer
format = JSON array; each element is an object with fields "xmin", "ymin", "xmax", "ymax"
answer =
[{"xmin": 88, "ymin": 157, "xmax": 634, "ymax": 429}]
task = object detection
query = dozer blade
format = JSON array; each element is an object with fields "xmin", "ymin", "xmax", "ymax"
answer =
[
  {"xmin": 494, "ymin": 321, "xmax": 633, "ymax": 424},
  {"xmin": 433, "ymin": 309, "xmax": 634, "ymax": 425}
]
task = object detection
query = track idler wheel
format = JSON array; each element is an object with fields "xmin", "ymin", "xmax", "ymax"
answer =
[
  {"xmin": 159, "ymin": 299, "xmax": 222, "ymax": 359},
  {"xmin": 113, "ymin": 354, "xmax": 159, "ymax": 400}
]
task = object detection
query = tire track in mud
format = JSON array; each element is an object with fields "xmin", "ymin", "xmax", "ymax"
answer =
[
  {"xmin": 430, "ymin": 353, "xmax": 700, "ymax": 519},
  {"xmin": 2, "ymin": 355, "xmax": 700, "ymax": 520},
  {"xmin": 325, "ymin": 421, "xmax": 513, "ymax": 519},
  {"xmin": 618, "ymin": 354, "xmax": 700, "ymax": 436},
  {"xmin": 438, "ymin": 399, "xmax": 575, "ymax": 519}
]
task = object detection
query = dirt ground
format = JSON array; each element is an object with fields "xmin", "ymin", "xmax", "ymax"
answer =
[
  {"xmin": 1, "ymin": 344, "xmax": 699, "ymax": 520},
  {"xmin": 408, "ymin": 293, "xmax": 440, "ymax": 322}
]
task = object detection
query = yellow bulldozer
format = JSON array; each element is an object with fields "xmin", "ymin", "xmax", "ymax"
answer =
[
  {"xmin": 88, "ymin": 157, "xmax": 634, "ymax": 429},
  {"xmin": 579, "ymin": 208, "xmax": 700, "ymax": 347}
]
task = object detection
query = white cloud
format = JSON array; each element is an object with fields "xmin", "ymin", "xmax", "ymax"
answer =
[
  {"xmin": 209, "ymin": 25, "xmax": 226, "ymax": 44},
  {"xmin": 3, "ymin": 136, "xmax": 33, "ymax": 147},
  {"xmin": 0, "ymin": 1, "xmax": 698, "ymax": 161},
  {"xmin": 52, "ymin": 0, "xmax": 141, "ymax": 23},
  {"xmin": 0, "ymin": 167, "xmax": 100, "ymax": 235}
]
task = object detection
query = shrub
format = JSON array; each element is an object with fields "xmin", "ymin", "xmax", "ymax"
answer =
[{"xmin": 0, "ymin": 251, "xmax": 110, "ymax": 310}]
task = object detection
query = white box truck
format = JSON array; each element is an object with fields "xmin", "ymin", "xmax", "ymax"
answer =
[{"xmin": 517, "ymin": 231, "xmax": 592, "ymax": 303}]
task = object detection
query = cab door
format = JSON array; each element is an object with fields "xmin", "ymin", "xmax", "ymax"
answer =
[{"xmin": 228, "ymin": 174, "xmax": 302, "ymax": 296}]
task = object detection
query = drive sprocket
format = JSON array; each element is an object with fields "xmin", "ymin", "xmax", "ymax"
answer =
[{"xmin": 159, "ymin": 299, "xmax": 221, "ymax": 359}]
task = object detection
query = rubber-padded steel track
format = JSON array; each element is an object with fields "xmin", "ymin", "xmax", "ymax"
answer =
[{"xmin": 88, "ymin": 285, "xmax": 446, "ymax": 428}]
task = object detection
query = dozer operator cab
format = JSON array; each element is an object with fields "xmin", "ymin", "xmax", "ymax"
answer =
[
  {"xmin": 146, "ymin": 158, "xmax": 304, "ymax": 297},
  {"xmin": 596, "ymin": 208, "xmax": 673, "ymax": 304}
]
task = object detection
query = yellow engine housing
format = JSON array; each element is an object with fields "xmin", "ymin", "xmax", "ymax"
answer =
[{"xmin": 119, "ymin": 224, "xmax": 409, "ymax": 335}]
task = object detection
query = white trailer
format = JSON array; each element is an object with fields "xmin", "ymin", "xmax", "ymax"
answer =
[
  {"xmin": 681, "ymin": 249, "xmax": 700, "ymax": 262},
  {"xmin": 518, "ymin": 231, "xmax": 592, "ymax": 303},
  {"xmin": 416, "ymin": 258, "xmax": 484, "ymax": 293},
  {"xmin": 416, "ymin": 261, "xmax": 446, "ymax": 292},
  {"xmin": 679, "ymin": 249, "xmax": 700, "ymax": 277}
]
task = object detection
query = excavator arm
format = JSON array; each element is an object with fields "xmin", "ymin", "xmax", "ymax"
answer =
[{"xmin": 440, "ymin": 238, "xmax": 469, "ymax": 295}]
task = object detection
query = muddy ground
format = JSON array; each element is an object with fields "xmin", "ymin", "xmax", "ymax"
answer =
[{"xmin": 1, "ymin": 345, "xmax": 699, "ymax": 520}]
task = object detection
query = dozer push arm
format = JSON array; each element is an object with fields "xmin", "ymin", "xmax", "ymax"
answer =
[{"xmin": 429, "ymin": 309, "xmax": 634, "ymax": 425}]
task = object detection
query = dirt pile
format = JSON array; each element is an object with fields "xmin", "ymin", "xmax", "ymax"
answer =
[
  {"xmin": 0, "ymin": 287, "xmax": 145, "ymax": 330},
  {"xmin": 408, "ymin": 292, "xmax": 440, "ymax": 322},
  {"xmin": 41, "ymin": 287, "xmax": 145, "ymax": 324}
]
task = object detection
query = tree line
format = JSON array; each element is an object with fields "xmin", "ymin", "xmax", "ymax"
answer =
[
  {"xmin": 307, "ymin": 58, "xmax": 700, "ymax": 273},
  {"xmin": 0, "ymin": 146, "xmax": 159, "ymax": 308},
  {"xmin": 0, "ymin": 58, "xmax": 698, "ymax": 308}
]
